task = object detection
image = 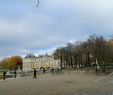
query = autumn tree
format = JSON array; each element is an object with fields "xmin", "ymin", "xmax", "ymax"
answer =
[
  {"xmin": 1, "ymin": 58, "xmax": 16, "ymax": 70},
  {"xmin": 1, "ymin": 56, "xmax": 23, "ymax": 70},
  {"xmin": 10, "ymin": 56, "xmax": 23, "ymax": 70}
]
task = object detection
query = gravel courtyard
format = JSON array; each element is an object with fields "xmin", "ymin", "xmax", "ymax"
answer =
[{"xmin": 0, "ymin": 70, "xmax": 113, "ymax": 95}]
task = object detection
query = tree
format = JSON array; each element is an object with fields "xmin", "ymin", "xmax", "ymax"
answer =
[
  {"xmin": 53, "ymin": 47, "xmax": 64, "ymax": 69},
  {"xmin": 10, "ymin": 56, "xmax": 23, "ymax": 70},
  {"xmin": 53, "ymin": 34, "xmax": 113, "ymax": 73},
  {"xmin": 1, "ymin": 58, "xmax": 16, "ymax": 70},
  {"xmin": 66, "ymin": 43, "xmax": 74, "ymax": 68},
  {"xmin": 1, "ymin": 56, "xmax": 23, "ymax": 70}
]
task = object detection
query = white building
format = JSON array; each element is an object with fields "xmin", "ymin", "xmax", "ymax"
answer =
[{"xmin": 23, "ymin": 53, "xmax": 60, "ymax": 71}]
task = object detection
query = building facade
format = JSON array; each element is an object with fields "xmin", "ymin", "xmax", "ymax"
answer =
[{"xmin": 23, "ymin": 53, "xmax": 60, "ymax": 71}]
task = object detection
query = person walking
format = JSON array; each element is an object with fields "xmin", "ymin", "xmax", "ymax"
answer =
[
  {"xmin": 33, "ymin": 69, "xmax": 37, "ymax": 79},
  {"xmin": 3, "ymin": 71, "xmax": 6, "ymax": 80},
  {"xmin": 14, "ymin": 70, "xmax": 17, "ymax": 78},
  {"xmin": 43, "ymin": 68, "xmax": 46, "ymax": 73},
  {"xmin": 51, "ymin": 68, "xmax": 54, "ymax": 73}
]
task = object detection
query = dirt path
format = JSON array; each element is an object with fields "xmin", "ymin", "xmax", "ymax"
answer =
[{"xmin": 0, "ymin": 71, "xmax": 113, "ymax": 95}]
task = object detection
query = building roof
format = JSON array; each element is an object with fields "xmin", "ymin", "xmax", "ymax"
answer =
[
  {"xmin": 24, "ymin": 52, "xmax": 52, "ymax": 59},
  {"xmin": 25, "ymin": 53, "xmax": 36, "ymax": 58}
]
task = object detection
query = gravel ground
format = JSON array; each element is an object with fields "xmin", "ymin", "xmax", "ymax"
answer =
[{"xmin": 0, "ymin": 70, "xmax": 113, "ymax": 95}]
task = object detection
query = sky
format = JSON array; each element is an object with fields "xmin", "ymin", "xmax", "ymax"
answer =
[{"xmin": 0, "ymin": 0, "xmax": 113, "ymax": 58}]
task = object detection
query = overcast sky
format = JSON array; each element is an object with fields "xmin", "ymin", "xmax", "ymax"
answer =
[{"xmin": 0, "ymin": 0, "xmax": 113, "ymax": 58}]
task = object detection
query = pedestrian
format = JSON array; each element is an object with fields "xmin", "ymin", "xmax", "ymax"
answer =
[
  {"xmin": 3, "ymin": 71, "xmax": 6, "ymax": 80},
  {"xmin": 57, "ymin": 67, "xmax": 59, "ymax": 72},
  {"xmin": 43, "ymin": 68, "xmax": 46, "ymax": 73},
  {"xmin": 51, "ymin": 68, "xmax": 54, "ymax": 73},
  {"xmin": 14, "ymin": 70, "xmax": 17, "ymax": 78},
  {"xmin": 33, "ymin": 69, "xmax": 37, "ymax": 78}
]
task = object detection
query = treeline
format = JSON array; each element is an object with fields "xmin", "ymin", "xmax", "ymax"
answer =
[
  {"xmin": 53, "ymin": 34, "xmax": 113, "ymax": 72},
  {"xmin": 0, "ymin": 56, "xmax": 23, "ymax": 70}
]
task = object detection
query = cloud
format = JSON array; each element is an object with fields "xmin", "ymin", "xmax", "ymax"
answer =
[{"xmin": 0, "ymin": 0, "xmax": 113, "ymax": 58}]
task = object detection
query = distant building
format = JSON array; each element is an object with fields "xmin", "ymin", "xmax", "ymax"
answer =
[{"xmin": 23, "ymin": 53, "xmax": 60, "ymax": 71}]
